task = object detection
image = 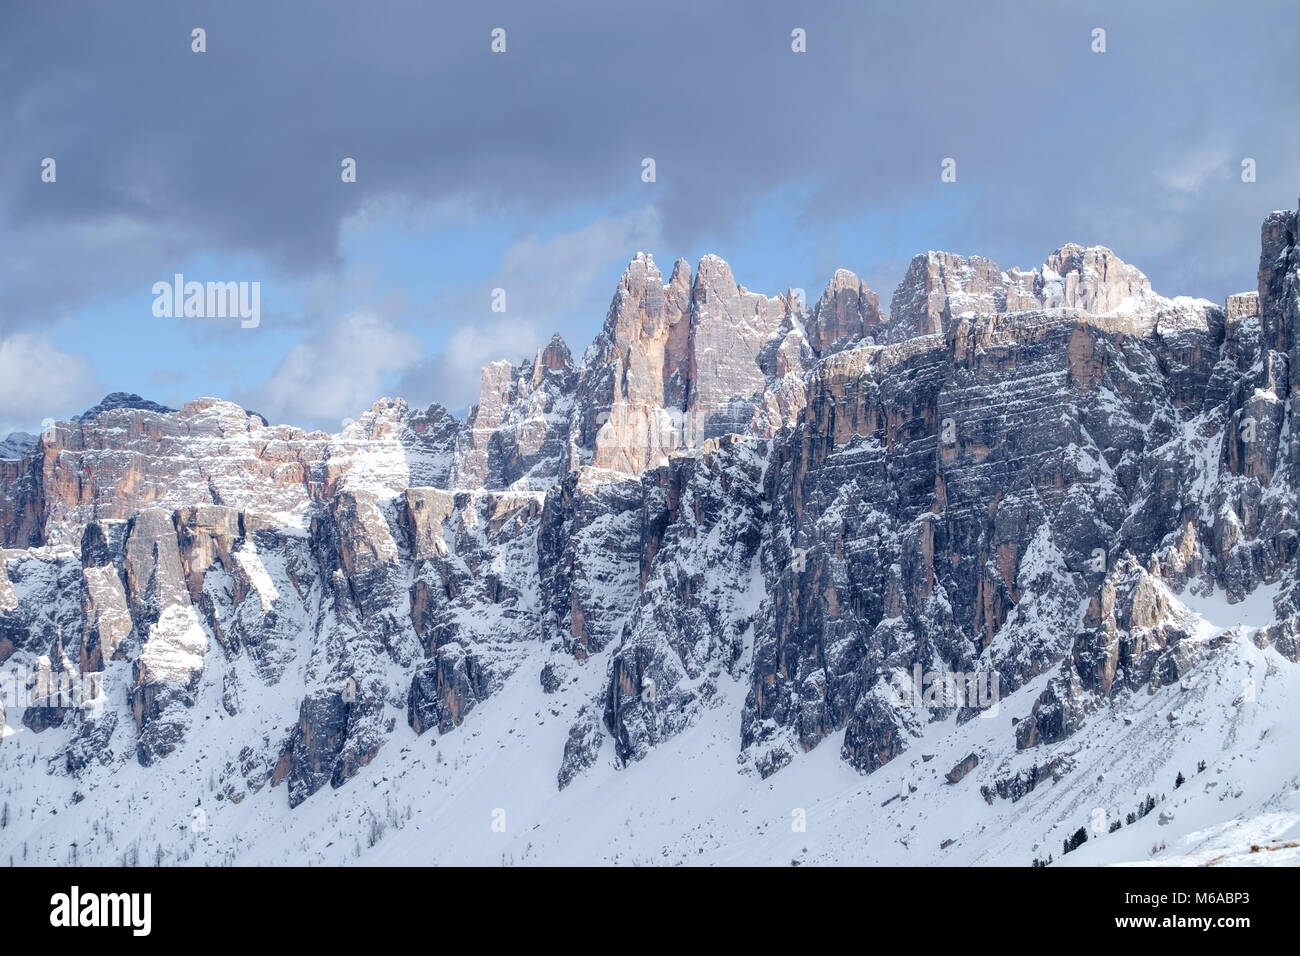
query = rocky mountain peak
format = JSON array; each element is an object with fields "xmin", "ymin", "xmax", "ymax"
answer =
[
  {"xmin": 884, "ymin": 241, "xmax": 1193, "ymax": 346},
  {"xmin": 692, "ymin": 252, "xmax": 734, "ymax": 287},
  {"xmin": 599, "ymin": 252, "xmax": 690, "ymax": 348},
  {"xmin": 667, "ymin": 256, "xmax": 692, "ymax": 290},
  {"xmin": 1036, "ymin": 243, "xmax": 1155, "ymax": 314},
  {"xmin": 806, "ymin": 267, "xmax": 882, "ymax": 355},
  {"xmin": 533, "ymin": 333, "xmax": 573, "ymax": 380},
  {"xmin": 0, "ymin": 431, "xmax": 36, "ymax": 460},
  {"xmin": 886, "ymin": 251, "xmax": 1009, "ymax": 342},
  {"xmin": 75, "ymin": 391, "xmax": 174, "ymax": 423}
]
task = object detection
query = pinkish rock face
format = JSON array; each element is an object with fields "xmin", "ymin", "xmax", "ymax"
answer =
[
  {"xmin": 886, "ymin": 244, "xmax": 1172, "ymax": 345},
  {"xmin": 571, "ymin": 252, "xmax": 812, "ymax": 476},
  {"xmin": 888, "ymin": 252, "xmax": 1008, "ymax": 340},
  {"xmin": 806, "ymin": 269, "xmax": 882, "ymax": 355},
  {"xmin": 1036, "ymin": 244, "xmax": 1155, "ymax": 314},
  {"xmin": 578, "ymin": 253, "xmax": 693, "ymax": 475},
  {"xmin": 683, "ymin": 254, "xmax": 792, "ymax": 447}
]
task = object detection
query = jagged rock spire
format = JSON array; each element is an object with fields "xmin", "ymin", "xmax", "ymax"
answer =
[{"xmin": 806, "ymin": 268, "xmax": 882, "ymax": 355}]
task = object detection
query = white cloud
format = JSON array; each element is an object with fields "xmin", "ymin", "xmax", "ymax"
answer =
[
  {"xmin": 397, "ymin": 315, "xmax": 545, "ymax": 414},
  {"xmin": 250, "ymin": 312, "xmax": 421, "ymax": 428},
  {"xmin": 0, "ymin": 333, "xmax": 102, "ymax": 434},
  {"xmin": 496, "ymin": 205, "xmax": 663, "ymax": 315},
  {"xmin": 1158, "ymin": 143, "xmax": 1231, "ymax": 195},
  {"xmin": 250, "ymin": 207, "xmax": 664, "ymax": 423},
  {"xmin": 396, "ymin": 206, "xmax": 663, "ymax": 412}
]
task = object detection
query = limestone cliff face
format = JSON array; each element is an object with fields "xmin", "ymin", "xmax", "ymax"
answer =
[
  {"xmin": 1, "ymin": 205, "xmax": 1297, "ymax": 815},
  {"xmin": 454, "ymin": 335, "xmax": 578, "ymax": 490},
  {"xmin": 683, "ymin": 255, "xmax": 795, "ymax": 447},
  {"xmin": 806, "ymin": 269, "xmax": 883, "ymax": 355},
  {"xmin": 568, "ymin": 252, "xmax": 809, "ymax": 475},
  {"xmin": 594, "ymin": 217, "xmax": 1294, "ymax": 780},
  {"xmin": 574, "ymin": 253, "xmax": 693, "ymax": 476},
  {"xmin": 0, "ymin": 396, "xmax": 465, "ymax": 550},
  {"xmin": 888, "ymin": 252, "xmax": 1017, "ymax": 341},
  {"xmin": 1257, "ymin": 205, "xmax": 1299, "ymax": 491},
  {"xmin": 885, "ymin": 244, "xmax": 1174, "ymax": 344}
]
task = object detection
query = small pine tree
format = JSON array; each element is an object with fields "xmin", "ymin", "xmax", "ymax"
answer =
[
  {"xmin": 1175, "ymin": 771, "xmax": 1185, "ymax": 789},
  {"xmin": 1063, "ymin": 826, "xmax": 1089, "ymax": 855}
]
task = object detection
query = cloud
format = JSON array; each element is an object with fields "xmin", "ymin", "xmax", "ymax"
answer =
[
  {"xmin": 0, "ymin": 333, "xmax": 102, "ymax": 433},
  {"xmin": 4, "ymin": 0, "xmax": 1294, "ymax": 333},
  {"xmin": 397, "ymin": 316, "xmax": 545, "ymax": 415},
  {"xmin": 1158, "ymin": 142, "xmax": 1235, "ymax": 195},
  {"xmin": 491, "ymin": 205, "xmax": 662, "ymax": 318},
  {"xmin": 246, "ymin": 312, "xmax": 421, "ymax": 428},
  {"xmin": 394, "ymin": 206, "xmax": 661, "ymax": 411},
  {"xmin": 148, "ymin": 368, "xmax": 186, "ymax": 387}
]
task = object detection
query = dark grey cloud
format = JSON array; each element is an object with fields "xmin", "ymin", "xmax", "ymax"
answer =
[{"xmin": 0, "ymin": 0, "xmax": 1296, "ymax": 333}]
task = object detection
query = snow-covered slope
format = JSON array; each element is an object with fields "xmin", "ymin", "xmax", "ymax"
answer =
[{"xmin": 3, "ymin": 591, "xmax": 1295, "ymax": 867}]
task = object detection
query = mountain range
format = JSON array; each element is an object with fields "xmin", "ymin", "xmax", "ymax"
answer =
[{"xmin": 1, "ymin": 202, "xmax": 1298, "ymax": 866}]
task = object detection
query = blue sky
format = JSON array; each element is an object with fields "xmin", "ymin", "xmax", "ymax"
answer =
[{"xmin": 1, "ymin": 0, "xmax": 1297, "ymax": 434}]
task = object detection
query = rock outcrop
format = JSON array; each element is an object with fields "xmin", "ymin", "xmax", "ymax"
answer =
[{"xmin": 806, "ymin": 269, "xmax": 883, "ymax": 355}]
